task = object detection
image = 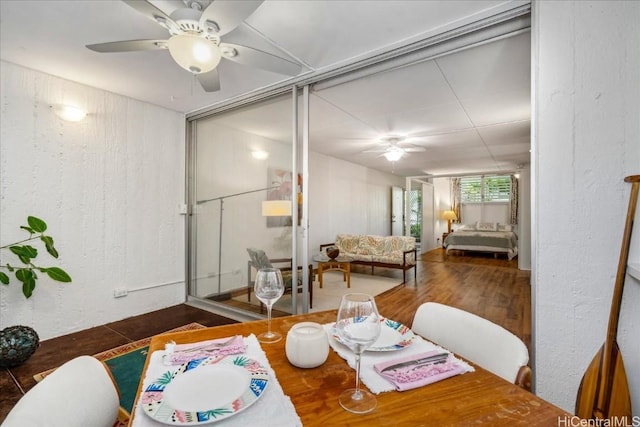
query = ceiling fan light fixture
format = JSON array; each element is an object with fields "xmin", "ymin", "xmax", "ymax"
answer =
[
  {"xmin": 383, "ymin": 149, "xmax": 403, "ymax": 162},
  {"xmin": 168, "ymin": 33, "xmax": 221, "ymax": 74}
]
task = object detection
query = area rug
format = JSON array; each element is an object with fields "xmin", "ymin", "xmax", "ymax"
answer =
[
  {"xmin": 33, "ymin": 322, "xmax": 205, "ymax": 426},
  {"xmin": 238, "ymin": 271, "xmax": 402, "ymax": 314}
]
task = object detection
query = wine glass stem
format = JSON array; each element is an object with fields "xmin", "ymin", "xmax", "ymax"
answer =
[
  {"xmin": 266, "ymin": 304, "xmax": 273, "ymax": 335},
  {"xmin": 354, "ymin": 352, "xmax": 362, "ymax": 398}
]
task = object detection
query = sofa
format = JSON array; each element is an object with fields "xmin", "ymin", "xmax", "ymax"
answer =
[{"xmin": 320, "ymin": 234, "xmax": 417, "ymax": 283}]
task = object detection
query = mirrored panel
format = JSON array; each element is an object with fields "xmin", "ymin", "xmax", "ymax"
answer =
[{"xmin": 189, "ymin": 93, "xmax": 301, "ymax": 317}]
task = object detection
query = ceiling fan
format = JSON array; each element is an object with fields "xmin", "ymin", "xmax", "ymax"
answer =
[
  {"xmin": 86, "ymin": 0, "xmax": 302, "ymax": 92},
  {"xmin": 362, "ymin": 136, "xmax": 426, "ymax": 161}
]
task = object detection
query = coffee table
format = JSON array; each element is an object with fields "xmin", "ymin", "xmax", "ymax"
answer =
[{"xmin": 312, "ymin": 254, "xmax": 353, "ymax": 288}]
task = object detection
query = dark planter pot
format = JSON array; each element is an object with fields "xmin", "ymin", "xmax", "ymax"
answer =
[{"xmin": 0, "ymin": 325, "xmax": 40, "ymax": 368}]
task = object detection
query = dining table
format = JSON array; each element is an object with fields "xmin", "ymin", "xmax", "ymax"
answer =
[{"xmin": 129, "ymin": 310, "xmax": 570, "ymax": 426}]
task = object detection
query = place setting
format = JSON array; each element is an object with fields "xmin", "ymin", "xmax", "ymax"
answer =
[
  {"xmin": 131, "ymin": 268, "xmax": 301, "ymax": 426},
  {"xmin": 325, "ymin": 293, "xmax": 475, "ymax": 413}
]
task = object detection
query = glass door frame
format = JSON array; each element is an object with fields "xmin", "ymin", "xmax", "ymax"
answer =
[{"xmin": 185, "ymin": 85, "xmax": 311, "ymax": 319}]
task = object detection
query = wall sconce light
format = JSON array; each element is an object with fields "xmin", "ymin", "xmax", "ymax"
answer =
[
  {"xmin": 442, "ymin": 210, "xmax": 458, "ymax": 233},
  {"xmin": 252, "ymin": 150, "xmax": 269, "ymax": 160},
  {"xmin": 262, "ymin": 200, "xmax": 292, "ymax": 216},
  {"xmin": 50, "ymin": 105, "xmax": 87, "ymax": 122}
]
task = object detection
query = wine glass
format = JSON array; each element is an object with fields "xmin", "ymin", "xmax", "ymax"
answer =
[
  {"xmin": 335, "ymin": 293, "xmax": 381, "ymax": 414},
  {"xmin": 254, "ymin": 268, "xmax": 285, "ymax": 343}
]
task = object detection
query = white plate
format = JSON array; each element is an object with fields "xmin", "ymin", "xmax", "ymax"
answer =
[
  {"xmin": 332, "ymin": 317, "xmax": 417, "ymax": 352},
  {"xmin": 140, "ymin": 355, "xmax": 269, "ymax": 425}
]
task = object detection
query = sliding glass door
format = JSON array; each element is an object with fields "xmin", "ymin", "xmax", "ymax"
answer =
[
  {"xmin": 187, "ymin": 90, "xmax": 307, "ymax": 318},
  {"xmin": 184, "ymin": 14, "xmax": 531, "ymax": 319}
]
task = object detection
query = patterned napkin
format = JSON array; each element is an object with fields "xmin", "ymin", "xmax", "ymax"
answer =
[
  {"xmin": 323, "ymin": 323, "xmax": 474, "ymax": 394},
  {"xmin": 163, "ymin": 335, "xmax": 246, "ymax": 365},
  {"xmin": 373, "ymin": 350, "xmax": 468, "ymax": 391}
]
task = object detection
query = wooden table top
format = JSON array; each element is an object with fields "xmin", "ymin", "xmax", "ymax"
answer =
[{"xmin": 130, "ymin": 311, "xmax": 569, "ymax": 426}]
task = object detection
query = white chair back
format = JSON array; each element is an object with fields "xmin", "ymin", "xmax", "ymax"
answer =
[
  {"xmin": 411, "ymin": 302, "xmax": 529, "ymax": 384},
  {"xmin": 3, "ymin": 355, "xmax": 119, "ymax": 427}
]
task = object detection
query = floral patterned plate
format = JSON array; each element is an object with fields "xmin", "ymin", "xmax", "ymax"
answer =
[
  {"xmin": 140, "ymin": 355, "xmax": 269, "ymax": 425},
  {"xmin": 332, "ymin": 317, "xmax": 417, "ymax": 352}
]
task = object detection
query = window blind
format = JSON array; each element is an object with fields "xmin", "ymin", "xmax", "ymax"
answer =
[
  {"xmin": 461, "ymin": 176, "xmax": 482, "ymax": 203},
  {"xmin": 461, "ymin": 175, "xmax": 511, "ymax": 203},
  {"xmin": 484, "ymin": 176, "xmax": 511, "ymax": 202}
]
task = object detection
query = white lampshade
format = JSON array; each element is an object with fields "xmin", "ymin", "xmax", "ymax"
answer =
[
  {"xmin": 383, "ymin": 149, "xmax": 403, "ymax": 162},
  {"xmin": 262, "ymin": 200, "xmax": 292, "ymax": 216},
  {"xmin": 168, "ymin": 33, "xmax": 221, "ymax": 74},
  {"xmin": 50, "ymin": 105, "xmax": 87, "ymax": 122}
]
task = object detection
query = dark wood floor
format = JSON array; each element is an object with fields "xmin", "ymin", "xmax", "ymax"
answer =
[{"xmin": 0, "ymin": 248, "xmax": 528, "ymax": 422}]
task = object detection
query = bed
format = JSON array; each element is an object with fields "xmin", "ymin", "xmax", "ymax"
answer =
[{"xmin": 444, "ymin": 222, "xmax": 518, "ymax": 260}]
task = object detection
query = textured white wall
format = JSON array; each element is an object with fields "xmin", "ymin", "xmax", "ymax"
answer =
[
  {"xmin": 0, "ymin": 61, "xmax": 186, "ymax": 340},
  {"xmin": 308, "ymin": 152, "xmax": 405, "ymax": 255},
  {"xmin": 533, "ymin": 0, "xmax": 640, "ymax": 413}
]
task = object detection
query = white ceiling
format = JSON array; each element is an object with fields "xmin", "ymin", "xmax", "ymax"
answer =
[{"xmin": 0, "ymin": 0, "xmax": 531, "ymax": 177}]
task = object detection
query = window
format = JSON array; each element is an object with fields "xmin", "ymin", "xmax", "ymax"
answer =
[
  {"xmin": 460, "ymin": 177, "xmax": 482, "ymax": 203},
  {"xmin": 461, "ymin": 176, "xmax": 511, "ymax": 203}
]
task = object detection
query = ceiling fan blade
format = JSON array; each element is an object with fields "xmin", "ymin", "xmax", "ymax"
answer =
[
  {"xmin": 220, "ymin": 43, "xmax": 301, "ymax": 76},
  {"xmin": 121, "ymin": 0, "xmax": 179, "ymax": 32},
  {"xmin": 362, "ymin": 149, "xmax": 388, "ymax": 153},
  {"xmin": 199, "ymin": 0, "xmax": 264, "ymax": 36},
  {"xmin": 197, "ymin": 69, "xmax": 221, "ymax": 92},
  {"xmin": 86, "ymin": 39, "xmax": 168, "ymax": 53},
  {"xmin": 404, "ymin": 147, "xmax": 426, "ymax": 152}
]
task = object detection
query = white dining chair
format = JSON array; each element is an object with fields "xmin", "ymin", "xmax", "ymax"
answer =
[
  {"xmin": 411, "ymin": 302, "xmax": 531, "ymax": 389},
  {"xmin": 3, "ymin": 355, "xmax": 120, "ymax": 427}
]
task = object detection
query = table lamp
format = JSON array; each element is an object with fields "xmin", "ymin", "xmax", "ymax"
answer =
[{"xmin": 443, "ymin": 210, "xmax": 457, "ymax": 233}]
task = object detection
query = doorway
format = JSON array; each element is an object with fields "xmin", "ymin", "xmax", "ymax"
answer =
[{"xmin": 391, "ymin": 186, "xmax": 404, "ymax": 235}]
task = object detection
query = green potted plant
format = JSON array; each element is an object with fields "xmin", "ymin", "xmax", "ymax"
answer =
[{"xmin": 0, "ymin": 216, "xmax": 72, "ymax": 367}]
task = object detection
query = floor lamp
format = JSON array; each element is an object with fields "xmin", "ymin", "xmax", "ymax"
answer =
[{"xmin": 197, "ymin": 187, "xmax": 287, "ymax": 295}]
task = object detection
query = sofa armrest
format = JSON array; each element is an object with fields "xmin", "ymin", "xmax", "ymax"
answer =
[
  {"xmin": 402, "ymin": 248, "xmax": 417, "ymax": 266},
  {"xmin": 319, "ymin": 243, "xmax": 336, "ymax": 251}
]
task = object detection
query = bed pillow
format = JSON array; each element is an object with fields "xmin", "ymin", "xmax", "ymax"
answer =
[
  {"xmin": 454, "ymin": 223, "xmax": 475, "ymax": 231},
  {"xmin": 497, "ymin": 224, "xmax": 513, "ymax": 232},
  {"xmin": 476, "ymin": 222, "xmax": 497, "ymax": 231}
]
